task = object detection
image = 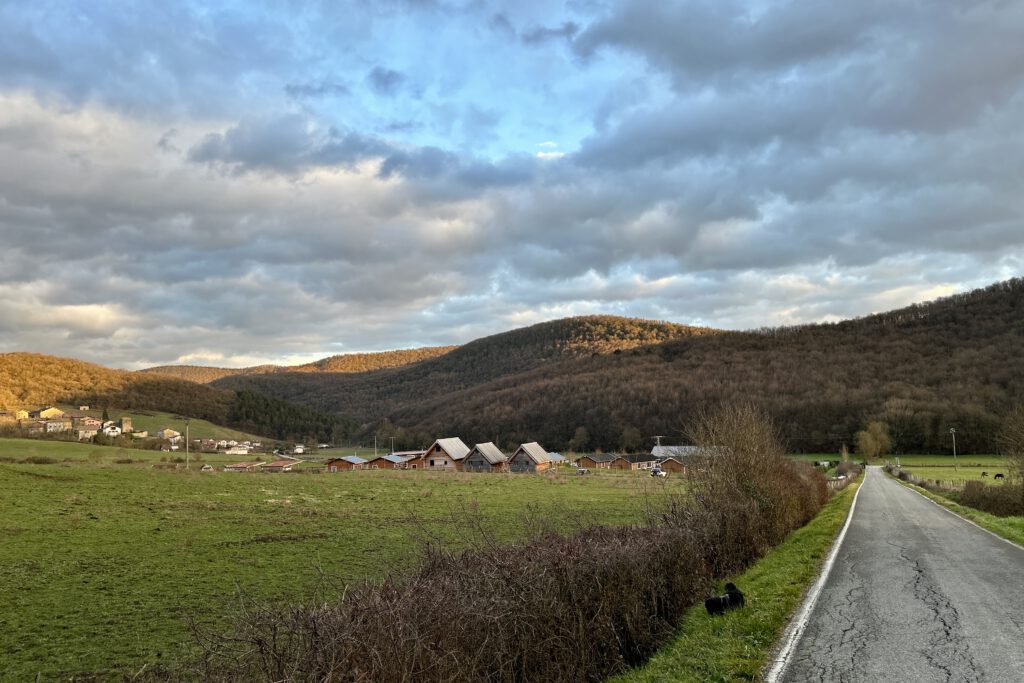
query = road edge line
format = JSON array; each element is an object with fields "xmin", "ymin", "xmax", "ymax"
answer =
[
  {"xmin": 889, "ymin": 475, "xmax": 1024, "ymax": 552},
  {"xmin": 762, "ymin": 473, "xmax": 866, "ymax": 683}
]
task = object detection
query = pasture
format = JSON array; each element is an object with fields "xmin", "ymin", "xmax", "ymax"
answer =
[{"xmin": 0, "ymin": 438, "xmax": 677, "ymax": 679}]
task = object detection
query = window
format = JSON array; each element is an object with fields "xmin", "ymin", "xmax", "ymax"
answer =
[{"xmin": 430, "ymin": 459, "xmax": 435, "ymax": 466}]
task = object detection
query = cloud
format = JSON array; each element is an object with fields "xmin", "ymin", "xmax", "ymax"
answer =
[
  {"xmin": 521, "ymin": 21, "xmax": 579, "ymax": 44},
  {"xmin": 366, "ymin": 67, "xmax": 406, "ymax": 96},
  {"xmin": 284, "ymin": 81, "xmax": 350, "ymax": 99}
]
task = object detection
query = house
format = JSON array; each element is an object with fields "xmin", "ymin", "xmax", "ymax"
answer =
[
  {"xmin": 293, "ymin": 444, "xmax": 306, "ymax": 455},
  {"xmin": 421, "ymin": 438, "xmax": 471, "ymax": 470},
  {"xmin": 45, "ymin": 419, "xmax": 72, "ymax": 433},
  {"xmin": 22, "ymin": 420, "xmax": 45, "ymax": 436},
  {"xmin": 652, "ymin": 445, "xmax": 700, "ymax": 460},
  {"xmin": 78, "ymin": 405, "xmax": 90, "ymax": 411},
  {"xmin": 225, "ymin": 446, "xmax": 250, "ymax": 455},
  {"xmin": 77, "ymin": 416, "xmax": 102, "ymax": 429},
  {"xmin": 118, "ymin": 417, "xmax": 133, "ymax": 433},
  {"xmin": 263, "ymin": 459, "xmax": 302, "ymax": 472},
  {"xmin": 32, "ymin": 407, "xmax": 65, "ymax": 419},
  {"xmin": 610, "ymin": 454, "xmax": 658, "ymax": 471},
  {"xmin": 548, "ymin": 452, "xmax": 567, "ymax": 465},
  {"xmin": 224, "ymin": 461, "xmax": 265, "ymax": 472},
  {"xmin": 508, "ymin": 442, "xmax": 552, "ymax": 473},
  {"xmin": 325, "ymin": 456, "xmax": 368, "ymax": 472},
  {"xmin": 157, "ymin": 429, "xmax": 180, "ymax": 440},
  {"xmin": 367, "ymin": 453, "xmax": 416, "ymax": 469},
  {"xmin": 76, "ymin": 427, "xmax": 99, "ymax": 441},
  {"xmin": 15, "ymin": 410, "xmax": 29, "ymax": 420},
  {"xmin": 577, "ymin": 454, "xmax": 616, "ymax": 469},
  {"xmin": 461, "ymin": 443, "xmax": 508, "ymax": 473},
  {"xmin": 102, "ymin": 425, "xmax": 122, "ymax": 438}
]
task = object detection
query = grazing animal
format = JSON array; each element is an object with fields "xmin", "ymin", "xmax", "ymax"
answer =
[
  {"xmin": 705, "ymin": 582, "xmax": 745, "ymax": 616},
  {"xmin": 981, "ymin": 471, "xmax": 988, "ymax": 477},
  {"xmin": 994, "ymin": 473, "xmax": 1005, "ymax": 480}
]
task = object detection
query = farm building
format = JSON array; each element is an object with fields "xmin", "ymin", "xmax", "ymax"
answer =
[
  {"xmin": 652, "ymin": 445, "xmax": 699, "ymax": 459},
  {"xmin": 610, "ymin": 454, "xmax": 658, "ymax": 471},
  {"xmin": 548, "ymin": 452, "xmax": 567, "ymax": 464},
  {"xmin": 462, "ymin": 442, "xmax": 508, "ymax": 472},
  {"xmin": 577, "ymin": 454, "xmax": 616, "ymax": 469},
  {"xmin": 421, "ymin": 437, "xmax": 471, "ymax": 470},
  {"xmin": 367, "ymin": 453, "xmax": 417, "ymax": 469},
  {"xmin": 224, "ymin": 461, "xmax": 264, "ymax": 472},
  {"xmin": 508, "ymin": 442, "xmax": 552, "ymax": 473},
  {"xmin": 263, "ymin": 460, "xmax": 302, "ymax": 472},
  {"xmin": 325, "ymin": 456, "xmax": 368, "ymax": 472}
]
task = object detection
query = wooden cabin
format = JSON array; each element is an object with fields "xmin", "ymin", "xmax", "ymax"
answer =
[
  {"xmin": 325, "ymin": 456, "xmax": 368, "ymax": 472},
  {"xmin": 658, "ymin": 457, "xmax": 686, "ymax": 473},
  {"xmin": 508, "ymin": 442, "xmax": 552, "ymax": 473},
  {"xmin": 461, "ymin": 442, "xmax": 508, "ymax": 472},
  {"xmin": 262, "ymin": 459, "xmax": 302, "ymax": 473},
  {"xmin": 610, "ymin": 454, "xmax": 658, "ymax": 471},
  {"xmin": 224, "ymin": 461, "xmax": 265, "ymax": 472},
  {"xmin": 367, "ymin": 453, "xmax": 419, "ymax": 469},
  {"xmin": 577, "ymin": 454, "xmax": 615, "ymax": 469},
  {"xmin": 421, "ymin": 438, "xmax": 471, "ymax": 471}
]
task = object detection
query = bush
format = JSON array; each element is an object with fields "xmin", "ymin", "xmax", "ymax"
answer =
[
  {"xmin": 960, "ymin": 480, "xmax": 1024, "ymax": 517},
  {"xmin": 168, "ymin": 404, "xmax": 827, "ymax": 682},
  {"xmin": 20, "ymin": 456, "xmax": 57, "ymax": 464}
]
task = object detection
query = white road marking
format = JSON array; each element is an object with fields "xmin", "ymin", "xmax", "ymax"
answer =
[{"xmin": 763, "ymin": 472, "xmax": 868, "ymax": 683}]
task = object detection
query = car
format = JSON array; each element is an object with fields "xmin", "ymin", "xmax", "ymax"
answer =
[
  {"xmin": 577, "ymin": 468, "xmax": 591, "ymax": 475},
  {"xmin": 650, "ymin": 468, "xmax": 667, "ymax": 478}
]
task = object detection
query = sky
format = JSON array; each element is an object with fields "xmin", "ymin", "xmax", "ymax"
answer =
[{"xmin": 1, "ymin": 0, "xmax": 1023, "ymax": 370}]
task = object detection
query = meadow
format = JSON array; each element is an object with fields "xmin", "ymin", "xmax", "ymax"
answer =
[{"xmin": 0, "ymin": 438, "xmax": 676, "ymax": 680}]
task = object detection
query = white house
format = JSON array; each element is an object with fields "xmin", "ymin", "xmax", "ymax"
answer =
[{"xmin": 421, "ymin": 437, "xmax": 471, "ymax": 470}]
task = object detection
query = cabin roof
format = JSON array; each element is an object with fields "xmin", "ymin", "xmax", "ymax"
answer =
[{"xmin": 468, "ymin": 442, "xmax": 507, "ymax": 464}]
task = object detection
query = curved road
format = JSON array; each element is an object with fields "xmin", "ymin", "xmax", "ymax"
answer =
[{"xmin": 781, "ymin": 466, "xmax": 1024, "ymax": 682}]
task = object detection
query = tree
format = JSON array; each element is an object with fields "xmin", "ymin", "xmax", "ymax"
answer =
[
  {"xmin": 619, "ymin": 426, "xmax": 643, "ymax": 452},
  {"xmin": 568, "ymin": 426, "xmax": 589, "ymax": 453},
  {"xmin": 854, "ymin": 421, "xmax": 892, "ymax": 460},
  {"xmin": 997, "ymin": 406, "xmax": 1024, "ymax": 487}
]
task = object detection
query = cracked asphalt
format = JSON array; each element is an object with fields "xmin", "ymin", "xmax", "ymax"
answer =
[{"xmin": 781, "ymin": 466, "xmax": 1024, "ymax": 682}]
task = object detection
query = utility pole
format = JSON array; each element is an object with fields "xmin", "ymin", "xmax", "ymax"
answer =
[
  {"xmin": 390, "ymin": 436, "xmax": 395, "ymax": 455},
  {"xmin": 185, "ymin": 418, "xmax": 190, "ymax": 470},
  {"xmin": 950, "ymin": 427, "xmax": 957, "ymax": 471},
  {"xmin": 374, "ymin": 434, "xmax": 378, "ymax": 459}
]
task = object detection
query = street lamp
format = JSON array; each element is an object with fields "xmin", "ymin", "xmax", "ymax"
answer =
[
  {"xmin": 950, "ymin": 427, "xmax": 957, "ymax": 472},
  {"xmin": 185, "ymin": 418, "xmax": 191, "ymax": 470}
]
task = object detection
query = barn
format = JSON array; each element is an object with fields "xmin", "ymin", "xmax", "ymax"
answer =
[
  {"xmin": 223, "ymin": 461, "xmax": 265, "ymax": 472},
  {"xmin": 367, "ymin": 453, "xmax": 417, "ymax": 469},
  {"xmin": 658, "ymin": 457, "xmax": 686, "ymax": 473},
  {"xmin": 508, "ymin": 442, "xmax": 552, "ymax": 473},
  {"xmin": 462, "ymin": 442, "xmax": 508, "ymax": 472},
  {"xmin": 577, "ymin": 454, "xmax": 615, "ymax": 469},
  {"xmin": 263, "ymin": 459, "xmax": 303, "ymax": 472},
  {"xmin": 421, "ymin": 438, "xmax": 471, "ymax": 471},
  {"xmin": 325, "ymin": 456, "xmax": 368, "ymax": 472}
]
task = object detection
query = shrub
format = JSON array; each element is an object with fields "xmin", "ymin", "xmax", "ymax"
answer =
[
  {"xmin": 167, "ymin": 404, "xmax": 827, "ymax": 683},
  {"xmin": 20, "ymin": 456, "xmax": 57, "ymax": 464},
  {"xmin": 960, "ymin": 480, "xmax": 1024, "ymax": 517}
]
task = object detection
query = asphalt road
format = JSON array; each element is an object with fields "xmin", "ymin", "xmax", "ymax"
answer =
[{"xmin": 781, "ymin": 466, "xmax": 1024, "ymax": 682}]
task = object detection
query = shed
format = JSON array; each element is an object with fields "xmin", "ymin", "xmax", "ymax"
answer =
[
  {"xmin": 367, "ymin": 453, "xmax": 417, "ymax": 469},
  {"xmin": 422, "ymin": 437, "xmax": 471, "ymax": 470},
  {"xmin": 224, "ymin": 461, "xmax": 265, "ymax": 472},
  {"xmin": 658, "ymin": 457, "xmax": 686, "ymax": 473},
  {"xmin": 263, "ymin": 459, "xmax": 302, "ymax": 472},
  {"xmin": 610, "ymin": 454, "xmax": 658, "ymax": 471},
  {"xmin": 508, "ymin": 442, "xmax": 552, "ymax": 473},
  {"xmin": 462, "ymin": 442, "xmax": 508, "ymax": 473},
  {"xmin": 325, "ymin": 456, "xmax": 368, "ymax": 472},
  {"xmin": 652, "ymin": 445, "xmax": 700, "ymax": 460}
]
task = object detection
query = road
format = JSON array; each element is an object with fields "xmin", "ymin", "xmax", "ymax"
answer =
[{"xmin": 781, "ymin": 466, "xmax": 1024, "ymax": 682}]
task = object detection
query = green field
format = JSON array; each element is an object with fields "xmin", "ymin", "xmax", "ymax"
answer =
[
  {"xmin": 0, "ymin": 438, "xmax": 677, "ymax": 679},
  {"xmin": 57, "ymin": 404, "xmax": 263, "ymax": 442}
]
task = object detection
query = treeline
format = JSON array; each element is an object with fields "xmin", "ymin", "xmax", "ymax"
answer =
[
  {"xmin": 385, "ymin": 279, "xmax": 1024, "ymax": 454},
  {"xmin": 211, "ymin": 316, "xmax": 717, "ymax": 420},
  {"xmin": 0, "ymin": 353, "xmax": 356, "ymax": 443},
  {"xmin": 140, "ymin": 346, "xmax": 458, "ymax": 384}
]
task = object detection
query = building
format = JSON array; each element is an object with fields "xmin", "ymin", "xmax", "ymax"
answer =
[
  {"xmin": 658, "ymin": 457, "xmax": 686, "ymax": 474},
  {"xmin": 548, "ymin": 452, "xmax": 567, "ymax": 465},
  {"xmin": 508, "ymin": 442, "xmax": 552, "ymax": 473},
  {"xmin": 224, "ymin": 461, "xmax": 265, "ymax": 472},
  {"xmin": 367, "ymin": 453, "xmax": 416, "ymax": 469},
  {"xmin": 157, "ymin": 429, "xmax": 180, "ymax": 440},
  {"xmin": 421, "ymin": 437, "xmax": 471, "ymax": 470},
  {"xmin": 118, "ymin": 417, "xmax": 133, "ymax": 433},
  {"xmin": 652, "ymin": 445, "xmax": 700, "ymax": 460},
  {"xmin": 461, "ymin": 442, "xmax": 508, "ymax": 472},
  {"xmin": 263, "ymin": 459, "xmax": 302, "ymax": 472},
  {"xmin": 45, "ymin": 419, "xmax": 72, "ymax": 433},
  {"xmin": 15, "ymin": 410, "xmax": 29, "ymax": 420},
  {"xmin": 102, "ymin": 425, "xmax": 122, "ymax": 438},
  {"xmin": 577, "ymin": 454, "xmax": 616, "ymax": 469},
  {"xmin": 76, "ymin": 427, "xmax": 99, "ymax": 441},
  {"xmin": 325, "ymin": 456, "xmax": 368, "ymax": 472},
  {"xmin": 77, "ymin": 416, "xmax": 102, "ymax": 429},
  {"xmin": 610, "ymin": 454, "xmax": 658, "ymax": 471},
  {"xmin": 32, "ymin": 407, "xmax": 65, "ymax": 419},
  {"xmin": 225, "ymin": 446, "xmax": 250, "ymax": 455},
  {"xmin": 22, "ymin": 420, "xmax": 46, "ymax": 436}
]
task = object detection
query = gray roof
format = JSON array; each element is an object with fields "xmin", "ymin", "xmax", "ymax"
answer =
[
  {"xmin": 468, "ymin": 442, "xmax": 507, "ymax": 465},
  {"xmin": 513, "ymin": 442, "xmax": 550, "ymax": 464},
  {"xmin": 652, "ymin": 445, "xmax": 700, "ymax": 459},
  {"xmin": 430, "ymin": 437, "xmax": 471, "ymax": 460},
  {"xmin": 342, "ymin": 456, "xmax": 368, "ymax": 465},
  {"xmin": 548, "ymin": 452, "xmax": 566, "ymax": 462},
  {"xmin": 380, "ymin": 454, "xmax": 413, "ymax": 464},
  {"xmin": 579, "ymin": 453, "xmax": 616, "ymax": 463}
]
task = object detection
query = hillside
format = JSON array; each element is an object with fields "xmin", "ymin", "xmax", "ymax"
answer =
[
  {"xmin": 140, "ymin": 346, "xmax": 457, "ymax": 383},
  {"xmin": 0, "ymin": 353, "xmax": 354, "ymax": 443},
  {"xmin": 210, "ymin": 316, "xmax": 718, "ymax": 419},
  {"xmin": 386, "ymin": 280, "xmax": 1024, "ymax": 454}
]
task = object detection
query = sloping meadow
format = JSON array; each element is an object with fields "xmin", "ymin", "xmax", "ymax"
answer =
[{"xmin": 162, "ymin": 406, "xmax": 827, "ymax": 682}]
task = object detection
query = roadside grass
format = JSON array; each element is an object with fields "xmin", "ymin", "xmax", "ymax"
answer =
[
  {"xmin": 0, "ymin": 461, "xmax": 678, "ymax": 679},
  {"xmin": 886, "ymin": 475, "xmax": 1024, "ymax": 547},
  {"xmin": 886, "ymin": 454, "xmax": 1004, "ymax": 467},
  {"xmin": 896, "ymin": 465, "xmax": 1009, "ymax": 482},
  {"xmin": 611, "ymin": 481, "xmax": 860, "ymax": 683}
]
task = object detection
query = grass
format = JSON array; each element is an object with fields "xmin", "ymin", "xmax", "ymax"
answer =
[
  {"xmin": 57, "ymin": 404, "xmax": 263, "ymax": 442},
  {"xmin": 611, "ymin": 481, "xmax": 860, "ymax": 683},
  {"xmin": 895, "ymin": 466, "xmax": 1009, "ymax": 482},
  {"xmin": 887, "ymin": 474, "xmax": 1024, "ymax": 547},
  {"xmin": 0, "ymin": 447, "xmax": 680, "ymax": 680}
]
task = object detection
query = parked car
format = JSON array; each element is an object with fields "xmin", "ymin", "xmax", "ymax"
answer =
[{"xmin": 577, "ymin": 468, "xmax": 591, "ymax": 475}]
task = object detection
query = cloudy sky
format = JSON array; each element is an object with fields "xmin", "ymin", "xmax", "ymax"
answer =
[{"xmin": 2, "ymin": 0, "xmax": 1023, "ymax": 369}]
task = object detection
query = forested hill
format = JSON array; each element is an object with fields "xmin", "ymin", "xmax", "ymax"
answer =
[
  {"xmin": 0, "ymin": 353, "xmax": 354, "ymax": 443},
  {"xmin": 209, "ymin": 316, "xmax": 718, "ymax": 419},
  {"xmin": 385, "ymin": 279, "xmax": 1024, "ymax": 454},
  {"xmin": 140, "ymin": 346, "xmax": 457, "ymax": 384}
]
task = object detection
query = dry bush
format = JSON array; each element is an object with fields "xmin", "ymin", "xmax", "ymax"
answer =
[{"xmin": 162, "ymin": 404, "xmax": 827, "ymax": 683}]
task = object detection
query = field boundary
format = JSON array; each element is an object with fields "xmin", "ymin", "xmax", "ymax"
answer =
[
  {"xmin": 763, "ymin": 474, "xmax": 865, "ymax": 682},
  {"xmin": 887, "ymin": 473, "xmax": 1024, "ymax": 551}
]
